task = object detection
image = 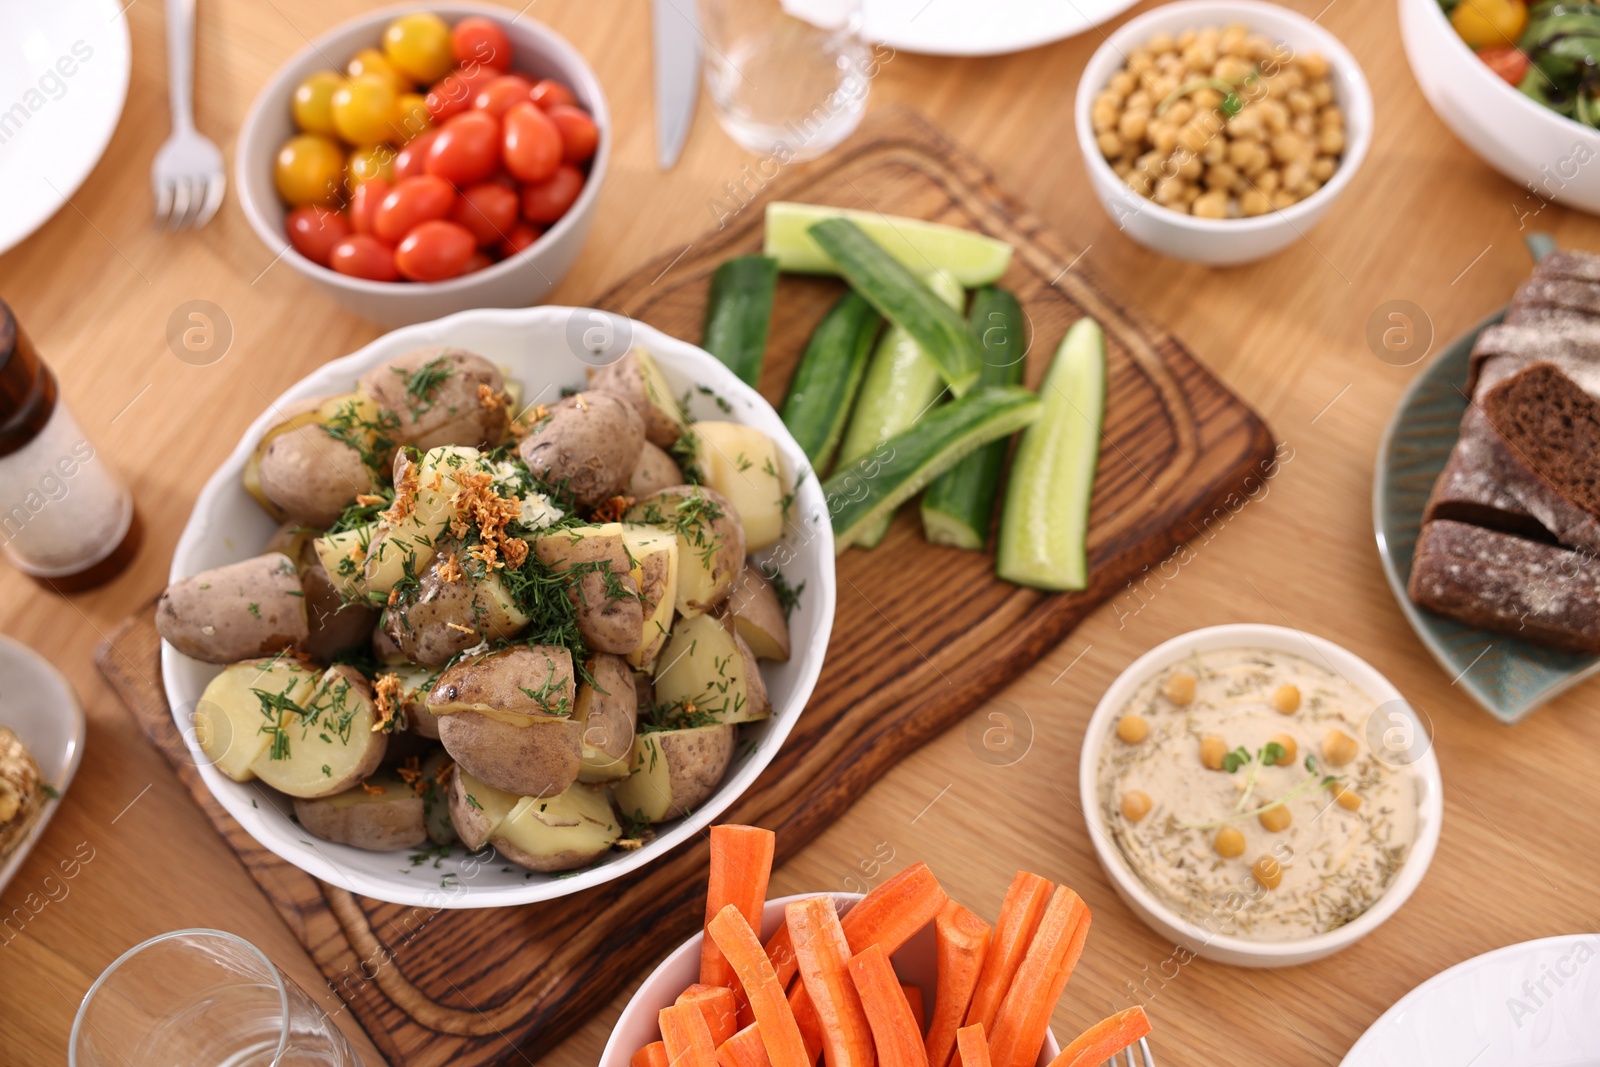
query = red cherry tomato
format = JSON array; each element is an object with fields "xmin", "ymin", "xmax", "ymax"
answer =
[
  {"xmin": 451, "ymin": 16, "xmax": 512, "ymax": 71},
  {"xmin": 285, "ymin": 205, "xmax": 352, "ymax": 266},
  {"xmin": 474, "ymin": 74, "xmax": 535, "ymax": 117},
  {"xmin": 546, "ymin": 104, "xmax": 599, "ymax": 164},
  {"xmin": 521, "ymin": 163, "xmax": 585, "ymax": 223},
  {"xmin": 1478, "ymin": 45, "xmax": 1530, "ymax": 86},
  {"xmin": 425, "ymin": 65, "xmax": 497, "ymax": 123},
  {"xmin": 348, "ymin": 177, "xmax": 391, "ymax": 235},
  {"xmin": 463, "ymin": 250, "xmax": 495, "ymax": 274},
  {"xmin": 393, "ymin": 129, "xmax": 439, "ymax": 181},
  {"xmin": 499, "ymin": 222, "xmax": 542, "ymax": 258},
  {"xmin": 373, "ymin": 175, "xmax": 457, "ymax": 243},
  {"xmin": 451, "ymin": 182, "xmax": 521, "ymax": 246},
  {"xmin": 528, "ymin": 79, "xmax": 576, "ymax": 110},
  {"xmin": 426, "ymin": 110, "xmax": 501, "ymax": 186},
  {"xmin": 395, "ymin": 220, "xmax": 477, "ymax": 281},
  {"xmin": 503, "ymin": 102, "xmax": 561, "ymax": 183},
  {"xmin": 329, "ymin": 234, "xmax": 400, "ymax": 281}
]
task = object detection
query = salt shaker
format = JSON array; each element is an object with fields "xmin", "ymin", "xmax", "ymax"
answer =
[{"xmin": 0, "ymin": 299, "xmax": 140, "ymax": 591}]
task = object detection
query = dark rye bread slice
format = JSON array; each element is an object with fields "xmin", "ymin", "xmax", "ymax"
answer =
[
  {"xmin": 1531, "ymin": 249, "xmax": 1600, "ymax": 284},
  {"xmin": 1408, "ymin": 520, "xmax": 1600, "ymax": 654},
  {"xmin": 1481, "ymin": 361, "xmax": 1600, "ymax": 553},
  {"xmin": 1467, "ymin": 320, "xmax": 1600, "ymax": 398},
  {"xmin": 1510, "ymin": 275, "xmax": 1600, "ymax": 319},
  {"xmin": 1423, "ymin": 406, "xmax": 1550, "ymax": 541}
]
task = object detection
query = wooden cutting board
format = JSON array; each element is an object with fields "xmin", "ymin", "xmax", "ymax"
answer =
[{"xmin": 97, "ymin": 108, "xmax": 1274, "ymax": 1065}]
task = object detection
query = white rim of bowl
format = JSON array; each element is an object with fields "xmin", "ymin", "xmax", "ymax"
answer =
[
  {"xmin": 1077, "ymin": 623, "xmax": 1444, "ymax": 959},
  {"xmin": 1074, "ymin": 0, "xmax": 1374, "ymax": 235},
  {"xmin": 234, "ymin": 0, "xmax": 610, "ymax": 293}
]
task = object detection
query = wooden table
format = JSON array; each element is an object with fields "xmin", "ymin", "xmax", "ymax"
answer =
[{"xmin": 2, "ymin": 2, "xmax": 1597, "ymax": 1064}]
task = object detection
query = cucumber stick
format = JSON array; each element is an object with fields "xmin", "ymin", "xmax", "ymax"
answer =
[
  {"xmin": 764, "ymin": 201, "xmax": 1013, "ymax": 286},
  {"xmin": 921, "ymin": 287, "xmax": 1028, "ymax": 549},
  {"xmin": 824, "ymin": 387, "xmax": 1042, "ymax": 553},
  {"xmin": 779, "ymin": 291, "xmax": 881, "ymax": 472},
  {"xmin": 997, "ymin": 317, "xmax": 1108, "ymax": 591},
  {"xmin": 702, "ymin": 255, "xmax": 779, "ymax": 387},
  {"xmin": 836, "ymin": 269, "xmax": 965, "ymax": 548},
  {"xmin": 807, "ymin": 218, "xmax": 983, "ymax": 396}
]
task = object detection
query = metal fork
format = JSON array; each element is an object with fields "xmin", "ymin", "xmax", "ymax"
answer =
[
  {"xmin": 152, "ymin": 0, "xmax": 225, "ymax": 228},
  {"xmin": 1103, "ymin": 1038, "xmax": 1156, "ymax": 1067}
]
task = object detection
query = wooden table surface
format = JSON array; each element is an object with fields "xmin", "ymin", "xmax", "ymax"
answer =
[{"xmin": 3, "ymin": 1, "xmax": 1597, "ymax": 1064}]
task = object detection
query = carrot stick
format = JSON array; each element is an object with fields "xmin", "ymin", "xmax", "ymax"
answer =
[
  {"xmin": 765, "ymin": 924, "xmax": 801, "ymax": 991},
  {"xmin": 955, "ymin": 1025, "xmax": 992, "ymax": 1067},
  {"xmin": 901, "ymin": 984, "xmax": 925, "ymax": 1034},
  {"xmin": 707, "ymin": 903, "xmax": 811, "ymax": 1067},
  {"xmin": 718, "ymin": 1023, "xmax": 775, "ymax": 1067},
  {"xmin": 703, "ymin": 825, "xmax": 778, "ymax": 1020},
  {"xmin": 986, "ymin": 888, "xmax": 1091, "ymax": 1067},
  {"xmin": 963, "ymin": 872, "xmax": 1052, "ymax": 1038},
  {"xmin": 679, "ymin": 983, "xmax": 741, "ymax": 1047},
  {"xmin": 787, "ymin": 897, "xmax": 876, "ymax": 1067},
  {"xmin": 925, "ymin": 901, "xmax": 992, "ymax": 1067},
  {"xmin": 1046, "ymin": 1008, "xmax": 1151, "ymax": 1067},
  {"xmin": 632, "ymin": 1041, "xmax": 671, "ymax": 1067},
  {"xmin": 661, "ymin": 1002, "xmax": 721, "ymax": 1067},
  {"xmin": 847, "ymin": 943, "xmax": 930, "ymax": 1067}
]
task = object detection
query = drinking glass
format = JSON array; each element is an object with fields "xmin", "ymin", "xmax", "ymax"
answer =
[
  {"xmin": 69, "ymin": 929, "xmax": 362, "ymax": 1067},
  {"xmin": 698, "ymin": 0, "xmax": 871, "ymax": 160}
]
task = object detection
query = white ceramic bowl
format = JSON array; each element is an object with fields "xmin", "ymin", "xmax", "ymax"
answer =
[
  {"xmin": 162, "ymin": 306, "xmax": 836, "ymax": 908},
  {"xmin": 600, "ymin": 892, "xmax": 1061, "ymax": 1066},
  {"xmin": 235, "ymin": 2, "xmax": 609, "ymax": 327},
  {"xmin": 1074, "ymin": 0, "xmax": 1373, "ymax": 266},
  {"xmin": 1400, "ymin": 0, "xmax": 1600, "ymax": 213},
  {"xmin": 1078, "ymin": 624, "xmax": 1444, "ymax": 968}
]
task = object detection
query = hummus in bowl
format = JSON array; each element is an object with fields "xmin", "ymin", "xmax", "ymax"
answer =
[{"xmin": 1080, "ymin": 624, "xmax": 1443, "ymax": 968}]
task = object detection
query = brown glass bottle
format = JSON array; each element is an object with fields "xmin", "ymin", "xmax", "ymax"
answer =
[{"xmin": 0, "ymin": 300, "xmax": 140, "ymax": 591}]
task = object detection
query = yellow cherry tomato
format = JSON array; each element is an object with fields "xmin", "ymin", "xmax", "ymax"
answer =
[
  {"xmin": 332, "ymin": 74, "xmax": 399, "ymax": 148},
  {"xmin": 392, "ymin": 92, "xmax": 432, "ymax": 142},
  {"xmin": 383, "ymin": 13, "xmax": 454, "ymax": 84},
  {"xmin": 1450, "ymin": 0, "xmax": 1527, "ymax": 50},
  {"xmin": 348, "ymin": 145, "xmax": 396, "ymax": 185},
  {"xmin": 346, "ymin": 47, "xmax": 410, "ymax": 94},
  {"xmin": 274, "ymin": 134, "xmax": 346, "ymax": 205},
  {"xmin": 291, "ymin": 70, "xmax": 345, "ymax": 135}
]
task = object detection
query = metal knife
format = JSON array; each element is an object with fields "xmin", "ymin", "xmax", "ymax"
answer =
[{"xmin": 652, "ymin": 0, "xmax": 702, "ymax": 170}]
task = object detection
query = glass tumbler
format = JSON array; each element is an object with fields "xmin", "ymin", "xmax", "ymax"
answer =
[
  {"xmin": 69, "ymin": 929, "xmax": 362, "ymax": 1067},
  {"xmin": 699, "ymin": 0, "xmax": 871, "ymax": 160}
]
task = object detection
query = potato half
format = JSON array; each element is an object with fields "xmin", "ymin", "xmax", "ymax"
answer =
[
  {"xmin": 627, "ymin": 441, "xmax": 684, "ymax": 498},
  {"xmin": 193, "ymin": 657, "xmax": 322, "ymax": 781},
  {"xmin": 431, "ymin": 646, "xmax": 582, "ymax": 797},
  {"xmin": 518, "ymin": 392, "xmax": 645, "ymax": 509},
  {"xmin": 359, "ymin": 347, "xmax": 510, "ymax": 451},
  {"xmin": 382, "ymin": 548, "xmax": 531, "ymax": 667},
  {"xmin": 157, "ymin": 553, "xmax": 310, "ymax": 665},
  {"xmin": 692, "ymin": 421, "xmax": 788, "ymax": 551},
  {"xmin": 448, "ymin": 765, "xmax": 523, "ymax": 851},
  {"xmin": 653, "ymin": 613, "xmax": 770, "ymax": 724},
  {"xmin": 612, "ymin": 724, "xmax": 736, "ymax": 824},
  {"xmin": 587, "ymin": 348, "xmax": 687, "ymax": 448},
  {"xmin": 249, "ymin": 665, "xmax": 388, "ymax": 799},
  {"xmin": 244, "ymin": 393, "xmax": 385, "ymax": 527},
  {"xmin": 727, "ymin": 566, "xmax": 791, "ymax": 662},
  {"xmin": 625, "ymin": 486, "xmax": 745, "ymax": 618},
  {"xmin": 620, "ymin": 525, "xmax": 679, "ymax": 668},
  {"xmin": 492, "ymin": 784, "xmax": 621, "ymax": 872},
  {"xmin": 293, "ymin": 770, "xmax": 428, "ymax": 852},
  {"xmin": 575, "ymin": 654, "xmax": 637, "ymax": 783},
  {"xmin": 533, "ymin": 523, "xmax": 645, "ymax": 654}
]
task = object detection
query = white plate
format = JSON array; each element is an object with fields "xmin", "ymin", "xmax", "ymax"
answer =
[
  {"xmin": 859, "ymin": 0, "xmax": 1142, "ymax": 56},
  {"xmin": 1342, "ymin": 935, "xmax": 1600, "ymax": 1066},
  {"xmin": 0, "ymin": 635, "xmax": 87, "ymax": 896},
  {"xmin": 162, "ymin": 306, "xmax": 836, "ymax": 909},
  {"xmin": 0, "ymin": 0, "xmax": 132, "ymax": 256}
]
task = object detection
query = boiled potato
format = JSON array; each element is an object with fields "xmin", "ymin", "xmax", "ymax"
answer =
[
  {"xmin": 612, "ymin": 723, "xmax": 735, "ymax": 824},
  {"xmin": 359, "ymin": 347, "xmax": 509, "ymax": 450},
  {"xmin": 627, "ymin": 441, "xmax": 684, "ymax": 498},
  {"xmin": 727, "ymin": 566, "xmax": 791, "ymax": 662},
  {"xmin": 533, "ymin": 524, "xmax": 645, "ymax": 654},
  {"xmin": 492, "ymin": 784, "xmax": 621, "ymax": 872},
  {"xmin": 575, "ymin": 654, "xmax": 637, "ymax": 783},
  {"xmin": 693, "ymin": 421, "xmax": 787, "ymax": 551},
  {"xmin": 192, "ymin": 657, "xmax": 322, "ymax": 781},
  {"xmin": 363, "ymin": 445, "xmax": 494, "ymax": 597},
  {"xmin": 518, "ymin": 393, "xmax": 644, "ymax": 509},
  {"xmin": 431, "ymin": 646, "xmax": 582, "ymax": 796},
  {"xmin": 418, "ymin": 749, "xmax": 457, "ymax": 846},
  {"xmin": 625, "ymin": 486, "xmax": 744, "ymax": 617},
  {"xmin": 293, "ymin": 770, "xmax": 428, "ymax": 851},
  {"xmin": 448, "ymin": 764, "xmax": 522, "ymax": 850},
  {"xmin": 244, "ymin": 393, "xmax": 386, "ymax": 526},
  {"xmin": 428, "ymin": 645, "xmax": 576, "ymax": 721},
  {"xmin": 382, "ymin": 546, "xmax": 531, "ymax": 666},
  {"xmin": 313, "ymin": 524, "xmax": 377, "ymax": 602},
  {"xmin": 249, "ymin": 665, "xmax": 387, "ymax": 798},
  {"xmin": 390, "ymin": 665, "xmax": 441, "ymax": 738},
  {"xmin": 301, "ymin": 558, "xmax": 379, "ymax": 661},
  {"xmin": 620, "ymin": 525, "xmax": 678, "ymax": 668},
  {"xmin": 653, "ymin": 613, "xmax": 770, "ymax": 724},
  {"xmin": 587, "ymin": 348, "xmax": 687, "ymax": 448},
  {"xmin": 157, "ymin": 553, "xmax": 310, "ymax": 664}
]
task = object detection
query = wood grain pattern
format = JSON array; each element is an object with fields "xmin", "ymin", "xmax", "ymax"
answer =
[{"xmin": 94, "ymin": 110, "xmax": 1272, "ymax": 1065}]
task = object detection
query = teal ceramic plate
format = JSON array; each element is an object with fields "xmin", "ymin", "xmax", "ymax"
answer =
[{"xmin": 1374, "ymin": 310, "xmax": 1600, "ymax": 723}]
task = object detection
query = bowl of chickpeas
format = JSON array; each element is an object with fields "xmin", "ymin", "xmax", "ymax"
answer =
[{"xmin": 1074, "ymin": 0, "xmax": 1372, "ymax": 265}]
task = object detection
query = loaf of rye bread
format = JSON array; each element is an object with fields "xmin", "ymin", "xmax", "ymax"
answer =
[
  {"xmin": 1479, "ymin": 361, "xmax": 1600, "ymax": 553},
  {"xmin": 1423, "ymin": 406, "xmax": 1549, "ymax": 540},
  {"xmin": 1408, "ymin": 520, "xmax": 1600, "ymax": 654}
]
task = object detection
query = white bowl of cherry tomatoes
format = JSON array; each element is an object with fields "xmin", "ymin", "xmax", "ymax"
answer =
[{"xmin": 236, "ymin": 3, "xmax": 607, "ymax": 326}]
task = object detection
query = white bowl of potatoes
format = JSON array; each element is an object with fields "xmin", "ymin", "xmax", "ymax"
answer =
[{"xmin": 159, "ymin": 306, "xmax": 834, "ymax": 908}]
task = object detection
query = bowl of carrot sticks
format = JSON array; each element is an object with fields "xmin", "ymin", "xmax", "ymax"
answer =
[{"xmin": 601, "ymin": 824, "xmax": 1154, "ymax": 1067}]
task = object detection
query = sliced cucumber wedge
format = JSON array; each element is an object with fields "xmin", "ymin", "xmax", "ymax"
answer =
[
  {"xmin": 702, "ymin": 255, "xmax": 779, "ymax": 387},
  {"xmin": 765, "ymin": 202, "xmax": 1013, "ymax": 286},
  {"xmin": 780, "ymin": 290, "xmax": 881, "ymax": 472},
  {"xmin": 996, "ymin": 317, "xmax": 1107, "ymax": 591}
]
